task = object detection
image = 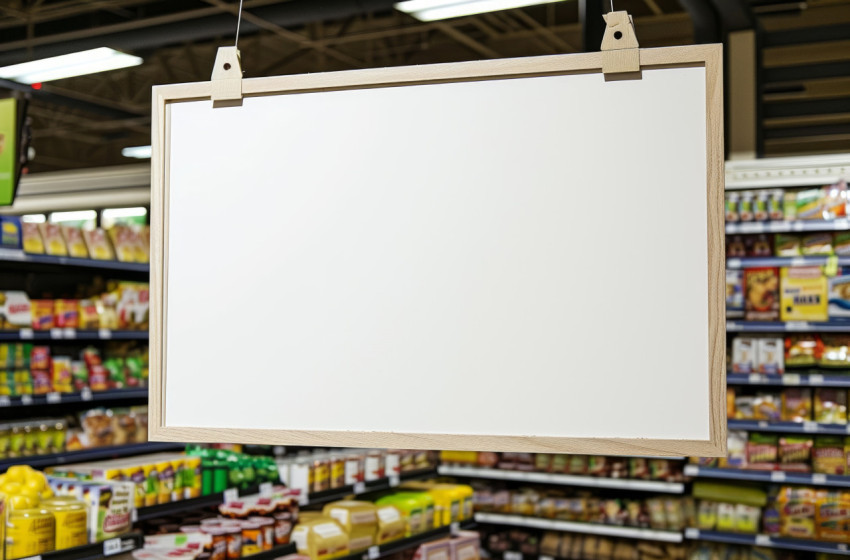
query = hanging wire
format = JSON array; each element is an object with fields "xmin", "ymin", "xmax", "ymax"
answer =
[
  {"xmin": 234, "ymin": 0, "xmax": 245, "ymax": 48},
  {"xmin": 610, "ymin": 0, "xmax": 614, "ymax": 11}
]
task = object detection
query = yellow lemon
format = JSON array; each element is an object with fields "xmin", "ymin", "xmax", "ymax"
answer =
[
  {"xmin": 25, "ymin": 476, "xmax": 44, "ymax": 492},
  {"xmin": 5, "ymin": 465, "xmax": 30, "ymax": 484},
  {"xmin": 2, "ymin": 482, "xmax": 23, "ymax": 495},
  {"xmin": 40, "ymin": 488, "xmax": 54, "ymax": 499},
  {"xmin": 7, "ymin": 494, "xmax": 35, "ymax": 510}
]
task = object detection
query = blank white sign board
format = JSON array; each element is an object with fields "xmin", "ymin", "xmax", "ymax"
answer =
[{"xmin": 151, "ymin": 46, "xmax": 725, "ymax": 456}]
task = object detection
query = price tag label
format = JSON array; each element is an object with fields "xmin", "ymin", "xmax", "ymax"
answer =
[
  {"xmin": 504, "ymin": 552, "xmax": 523, "ymax": 560},
  {"xmin": 353, "ymin": 482, "xmax": 366, "ymax": 494},
  {"xmin": 368, "ymin": 546, "xmax": 381, "ymax": 560},
  {"xmin": 770, "ymin": 471, "xmax": 786, "ymax": 482},
  {"xmin": 81, "ymin": 387, "xmax": 93, "ymax": 401},
  {"xmin": 450, "ymin": 522, "xmax": 460, "ymax": 535},
  {"xmin": 388, "ymin": 475, "xmax": 400, "ymax": 487},
  {"xmin": 790, "ymin": 257, "xmax": 807, "ymax": 267},
  {"xmin": 727, "ymin": 259, "xmax": 742, "ymax": 269},
  {"xmin": 792, "ymin": 222, "xmax": 804, "ymax": 231},
  {"xmin": 809, "ymin": 374, "xmax": 824, "ymax": 385},
  {"xmin": 46, "ymin": 392, "xmax": 61, "ymax": 404},
  {"xmin": 132, "ymin": 508, "xmax": 138, "ymax": 522},
  {"xmin": 683, "ymin": 465, "xmax": 699, "ymax": 476},
  {"xmin": 260, "ymin": 482, "xmax": 273, "ymax": 497},
  {"xmin": 63, "ymin": 328, "xmax": 76, "ymax": 339},
  {"xmin": 98, "ymin": 328, "xmax": 112, "ymax": 339},
  {"xmin": 748, "ymin": 373, "xmax": 763, "ymax": 384},
  {"xmin": 741, "ymin": 223, "xmax": 762, "ymax": 233},
  {"xmin": 783, "ymin": 374, "xmax": 800, "ymax": 385},
  {"xmin": 21, "ymin": 395, "xmax": 32, "ymax": 405},
  {"xmin": 768, "ymin": 222, "xmax": 787, "ymax": 233},
  {"xmin": 786, "ymin": 321, "xmax": 808, "ymax": 331},
  {"xmin": 754, "ymin": 535, "xmax": 772, "ymax": 547},
  {"xmin": 727, "ymin": 322, "xmax": 739, "ymax": 330},
  {"xmin": 803, "ymin": 421, "xmax": 818, "ymax": 432},
  {"xmin": 0, "ymin": 396, "xmax": 10, "ymax": 407},
  {"xmin": 684, "ymin": 528, "xmax": 700, "ymax": 539},
  {"xmin": 223, "ymin": 488, "xmax": 238, "ymax": 503},
  {"xmin": 846, "ymin": 424, "xmax": 850, "ymax": 435},
  {"xmin": 758, "ymin": 421, "xmax": 768, "ymax": 428},
  {"xmin": 540, "ymin": 556, "xmax": 554, "ymax": 560},
  {"xmin": 19, "ymin": 328, "xmax": 33, "ymax": 339},
  {"xmin": 19, "ymin": 556, "xmax": 41, "ymax": 560},
  {"xmin": 812, "ymin": 474, "xmax": 827, "ymax": 485},
  {"xmin": 50, "ymin": 328, "xmax": 63, "ymax": 339},
  {"xmin": 838, "ymin": 544, "xmax": 848, "ymax": 552},
  {"xmin": 103, "ymin": 537, "xmax": 122, "ymax": 556}
]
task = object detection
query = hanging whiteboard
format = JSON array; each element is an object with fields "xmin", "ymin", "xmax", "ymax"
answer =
[{"xmin": 150, "ymin": 45, "xmax": 725, "ymax": 456}]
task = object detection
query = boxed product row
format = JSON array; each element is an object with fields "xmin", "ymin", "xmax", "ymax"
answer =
[
  {"xmin": 694, "ymin": 482, "xmax": 850, "ymax": 543},
  {"xmin": 537, "ymin": 531, "xmax": 689, "ymax": 560},
  {"xmin": 0, "ymin": 344, "xmax": 148, "ymax": 395},
  {"xmin": 727, "ymin": 387, "xmax": 849, "ymax": 424},
  {"xmin": 0, "ymin": 405, "xmax": 148, "ymax": 458},
  {"xmin": 688, "ymin": 544, "xmax": 788, "ymax": 560},
  {"xmin": 471, "ymin": 486, "xmax": 691, "ymax": 532},
  {"xmin": 0, "ymin": 284, "xmax": 149, "ymax": 330},
  {"xmin": 0, "ymin": 215, "xmax": 150, "ymax": 263},
  {"xmin": 0, "ymin": 464, "xmax": 137, "ymax": 560},
  {"xmin": 694, "ymin": 430, "xmax": 850, "ymax": 474},
  {"xmin": 439, "ymin": 451, "xmax": 685, "ymax": 482},
  {"xmin": 729, "ymin": 266, "xmax": 850, "ymax": 322},
  {"xmin": 278, "ymin": 448, "xmax": 436, "ymax": 496},
  {"xmin": 725, "ymin": 181, "xmax": 847, "ymax": 223},
  {"xmin": 727, "ymin": 233, "xmax": 850, "ymax": 258}
]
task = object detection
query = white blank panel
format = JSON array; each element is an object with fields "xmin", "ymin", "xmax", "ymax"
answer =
[{"xmin": 164, "ymin": 67, "xmax": 709, "ymax": 440}]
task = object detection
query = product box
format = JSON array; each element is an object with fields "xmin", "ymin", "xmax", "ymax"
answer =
[
  {"xmin": 22, "ymin": 222, "xmax": 44, "ymax": 254},
  {"xmin": 61, "ymin": 226, "xmax": 89, "ymax": 258},
  {"xmin": 1, "ymin": 216, "xmax": 22, "ymax": 249},
  {"xmin": 82, "ymin": 228, "xmax": 114, "ymax": 261},
  {"xmin": 780, "ymin": 266, "xmax": 828, "ymax": 322},
  {"xmin": 828, "ymin": 275, "xmax": 850, "ymax": 318},
  {"xmin": 449, "ymin": 531, "xmax": 481, "ymax": 560},
  {"xmin": 39, "ymin": 223, "xmax": 68, "ymax": 256},
  {"xmin": 0, "ymin": 291, "xmax": 32, "ymax": 329},
  {"xmin": 757, "ymin": 338, "xmax": 784, "ymax": 374},
  {"xmin": 726, "ymin": 270, "xmax": 744, "ymax": 318},
  {"xmin": 732, "ymin": 337, "xmax": 757, "ymax": 373},
  {"xmin": 48, "ymin": 476, "xmax": 135, "ymax": 542},
  {"xmin": 745, "ymin": 267, "xmax": 780, "ymax": 321}
]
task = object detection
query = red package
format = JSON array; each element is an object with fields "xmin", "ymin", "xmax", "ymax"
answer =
[
  {"xmin": 745, "ymin": 267, "xmax": 780, "ymax": 321},
  {"xmin": 54, "ymin": 299, "xmax": 79, "ymax": 329},
  {"xmin": 31, "ymin": 370, "xmax": 52, "ymax": 394},
  {"xmin": 29, "ymin": 346, "xmax": 51, "ymax": 370},
  {"xmin": 81, "ymin": 347, "xmax": 102, "ymax": 368},
  {"xmin": 88, "ymin": 364, "xmax": 109, "ymax": 391}
]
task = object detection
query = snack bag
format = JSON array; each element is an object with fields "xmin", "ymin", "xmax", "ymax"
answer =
[
  {"xmin": 820, "ymin": 335, "xmax": 850, "ymax": 366},
  {"xmin": 754, "ymin": 191, "xmax": 770, "ymax": 221},
  {"xmin": 739, "ymin": 192, "xmax": 755, "ymax": 221},
  {"xmin": 732, "ymin": 337, "xmax": 757, "ymax": 373},
  {"xmin": 796, "ymin": 188, "xmax": 825, "ymax": 220},
  {"xmin": 775, "ymin": 234, "xmax": 802, "ymax": 257},
  {"xmin": 726, "ymin": 270, "xmax": 744, "ymax": 318},
  {"xmin": 720, "ymin": 430, "xmax": 747, "ymax": 468},
  {"xmin": 801, "ymin": 233, "xmax": 834, "ymax": 256},
  {"xmin": 30, "ymin": 346, "xmax": 50, "ymax": 370},
  {"xmin": 815, "ymin": 490, "xmax": 850, "ymax": 542},
  {"xmin": 51, "ymin": 356, "xmax": 73, "ymax": 393},
  {"xmin": 835, "ymin": 232, "xmax": 850, "ymax": 256},
  {"xmin": 59, "ymin": 226, "xmax": 89, "ymax": 258},
  {"xmin": 747, "ymin": 234, "xmax": 773, "ymax": 257},
  {"xmin": 828, "ymin": 275, "xmax": 850, "ymax": 319},
  {"xmin": 108, "ymin": 226, "xmax": 137, "ymax": 263},
  {"xmin": 814, "ymin": 388, "xmax": 848, "ymax": 424},
  {"xmin": 745, "ymin": 268, "xmax": 780, "ymax": 321},
  {"xmin": 747, "ymin": 433, "xmax": 778, "ymax": 468},
  {"xmin": 784, "ymin": 192, "xmax": 798, "ymax": 221},
  {"xmin": 30, "ymin": 299, "xmax": 54, "ymax": 330},
  {"xmin": 758, "ymin": 338, "xmax": 784, "ymax": 374},
  {"xmin": 39, "ymin": 223, "xmax": 68, "ymax": 256},
  {"xmin": 22, "ymin": 222, "xmax": 45, "ymax": 254},
  {"xmin": 782, "ymin": 388, "xmax": 812, "ymax": 422},
  {"xmin": 0, "ymin": 216, "xmax": 22, "ymax": 248},
  {"xmin": 82, "ymin": 228, "xmax": 115, "ymax": 260},
  {"xmin": 727, "ymin": 235, "xmax": 746, "ymax": 258},
  {"xmin": 813, "ymin": 436, "xmax": 846, "ymax": 475},
  {"xmin": 769, "ymin": 190, "xmax": 785, "ymax": 220},
  {"xmin": 54, "ymin": 299, "xmax": 80, "ymax": 329},
  {"xmin": 785, "ymin": 334, "xmax": 822, "ymax": 366},
  {"xmin": 778, "ymin": 436, "xmax": 813, "ymax": 471},
  {"xmin": 32, "ymin": 369, "xmax": 51, "ymax": 394},
  {"xmin": 823, "ymin": 179, "xmax": 848, "ymax": 220},
  {"xmin": 753, "ymin": 392, "xmax": 781, "ymax": 421},
  {"xmin": 78, "ymin": 300, "xmax": 99, "ymax": 330},
  {"xmin": 136, "ymin": 226, "xmax": 150, "ymax": 263},
  {"xmin": 0, "ymin": 291, "xmax": 32, "ymax": 329},
  {"xmin": 777, "ymin": 486, "xmax": 816, "ymax": 538},
  {"xmin": 71, "ymin": 361, "xmax": 88, "ymax": 391},
  {"xmin": 104, "ymin": 358, "xmax": 126, "ymax": 389},
  {"xmin": 780, "ymin": 266, "xmax": 828, "ymax": 321}
]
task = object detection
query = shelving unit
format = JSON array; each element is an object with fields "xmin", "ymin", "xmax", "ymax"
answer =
[
  {"xmin": 0, "ymin": 249, "xmax": 150, "ymax": 274},
  {"xmin": 727, "ymin": 419, "xmax": 850, "ymax": 435},
  {"xmin": 0, "ymin": 329, "xmax": 148, "ymax": 341},
  {"xmin": 339, "ymin": 522, "xmax": 476, "ymax": 560},
  {"xmin": 726, "ymin": 321, "xmax": 850, "ymax": 333},
  {"xmin": 0, "ymin": 442, "xmax": 184, "ymax": 471},
  {"xmin": 725, "ymin": 219, "xmax": 850, "ymax": 234},
  {"xmin": 727, "ymin": 373, "xmax": 850, "ymax": 387},
  {"xmin": 39, "ymin": 533, "xmax": 143, "ymax": 560},
  {"xmin": 305, "ymin": 468, "xmax": 438, "ymax": 506},
  {"xmin": 685, "ymin": 529, "xmax": 850, "ymax": 555},
  {"xmin": 437, "ymin": 466, "xmax": 685, "ymax": 494},
  {"xmin": 684, "ymin": 465, "xmax": 850, "ymax": 488},
  {"xmin": 0, "ymin": 387, "xmax": 148, "ymax": 409},
  {"xmin": 726, "ymin": 256, "xmax": 850, "ymax": 269},
  {"xmin": 474, "ymin": 514, "xmax": 683, "ymax": 543},
  {"xmin": 136, "ymin": 485, "xmax": 262, "ymax": 521},
  {"xmin": 241, "ymin": 543, "xmax": 298, "ymax": 560}
]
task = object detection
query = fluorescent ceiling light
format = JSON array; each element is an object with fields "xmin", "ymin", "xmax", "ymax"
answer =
[
  {"xmin": 21, "ymin": 214, "xmax": 46, "ymax": 223},
  {"xmin": 396, "ymin": 0, "xmax": 565, "ymax": 21},
  {"xmin": 0, "ymin": 48, "xmax": 142, "ymax": 84},
  {"xmin": 103, "ymin": 207, "xmax": 147, "ymax": 219},
  {"xmin": 50, "ymin": 210, "xmax": 97, "ymax": 223},
  {"xmin": 122, "ymin": 145, "xmax": 152, "ymax": 159}
]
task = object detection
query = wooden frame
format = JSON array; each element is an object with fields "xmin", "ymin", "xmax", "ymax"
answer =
[{"xmin": 149, "ymin": 44, "xmax": 726, "ymax": 456}]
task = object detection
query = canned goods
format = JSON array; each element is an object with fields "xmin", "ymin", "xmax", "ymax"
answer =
[
  {"xmin": 249, "ymin": 517, "xmax": 274, "ymax": 551},
  {"xmin": 6, "ymin": 507, "xmax": 55, "ymax": 559},
  {"xmin": 240, "ymin": 520, "xmax": 263, "ymax": 555},
  {"xmin": 42, "ymin": 499, "xmax": 87, "ymax": 551},
  {"xmin": 222, "ymin": 524, "xmax": 242, "ymax": 559}
]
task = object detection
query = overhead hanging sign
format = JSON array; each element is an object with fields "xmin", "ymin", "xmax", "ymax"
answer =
[
  {"xmin": 149, "ymin": 15, "xmax": 725, "ymax": 456},
  {"xmin": 0, "ymin": 98, "xmax": 17, "ymax": 206}
]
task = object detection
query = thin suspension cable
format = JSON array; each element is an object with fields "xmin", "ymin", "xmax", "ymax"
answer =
[{"xmin": 235, "ymin": 0, "xmax": 244, "ymax": 48}]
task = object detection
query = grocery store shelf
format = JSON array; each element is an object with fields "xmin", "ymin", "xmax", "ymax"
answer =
[
  {"xmin": 474, "ymin": 514, "xmax": 682, "ymax": 543},
  {"xmin": 0, "ymin": 442, "xmax": 185, "ymax": 471},
  {"xmin": 437, "ymin": 466, "xmax": 685, "ymax": 494},
  {"xmin": 725, "ymin": 219, "xmax": 850, "ymax": 234},
  {"xmin": 0, "ymin": 328, "xmax": 148, "ymax": 341},
  {"xmin": 684, "ymin": 529, "xmax": 849, "ymax": 555},
  {"xmin": 0, "ymin": 249, "xmax": 149, "ymax": 273},
  {"xmin": 242, "ymin": 543, "xmax": 298, "ymax": 560},
  {"xmin": 727, "ymin": 419, "xmax": 850, "ymax": 435},
  {"xmin": 305, "ymin": 468, "xmax": 438, "ymax": 506},
  {"xmin": 41, "ymin": 533, "xmax": 143, "ymax": 560},
  {"xmin": 726, "ymin": 255, "xmax": 850, "ymax": 269},
  {"xmin": 0, "ymin": 387, "xmax": 148, "ymax": 409},
  {"xmin": 726, "ymin": 321, "xmax": 850, "ymax": 332},
  {"xmin": 136, "ymin": 485, "xmax": 262, "ymax": 521},
  {"xmin": 727, "ymin": 373, "xmax": 850, "ymax": 387},
  {"xmin": 684, "ymin": 465, "xmax": 850, "ymax": 488},
  {"xmin": 339, "ymin": 521, "xmax": 476, "ymax": 560}
]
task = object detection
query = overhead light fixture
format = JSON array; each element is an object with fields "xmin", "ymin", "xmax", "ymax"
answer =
[
  {"xmin": 396, "ymin": 0, "xmax": 565, "ymax": 21},
  {"xmin": 0, "ymin": 47, "xmax": 142, "ymax": 84},
  {"xmin": 122, "ymin": 145, "xmax": 152, "ymax": 159},
  {"xmin": 103, "ymin": 207, "xmax": 148, "ymax": 219}
]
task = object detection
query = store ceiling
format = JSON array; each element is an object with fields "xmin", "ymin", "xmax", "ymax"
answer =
[{"xmin": 0, "ymin": 0, "xmax": 847, "ymax": 172}]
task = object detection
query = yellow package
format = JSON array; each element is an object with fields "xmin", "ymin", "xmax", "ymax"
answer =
[
  {"xmin": 82, "ymin": 228, "xmax": 115, "ymax": 261},
  {"xmin": 22, "ymin": 223, "xmax": 45, "ymax": 254},
  {"xmin": 777, "ymin": 487, "xmax": 816, "ymax": 539},
  {"xmin": 322, "ymin": 501, "xmax": 377, "ymax": 552},
  {"xmin": 38, "ymin": 223, "xmax": 68, "ymax": 256},
  {"xmin": 780, "ymin": 267, "xmax": 828, "ymax": 322},
  {"xmin": 814, "ymin": 389, "xmax": 848, "ymax": 424},
  {"xmin": 108, "ymin": 226, "xmax": 137, "ymax": 263},
  {"xmin": 156, "ymin": 459, "xmax": 175, "ymax": 504},
  {"xmin": 815, "ymin": 491, "xmax": 850, "ymax": 542},
  {"xmin": 291, "ymin": 518, "xmax": 350, "ymax": 560},
  {"xmin": 183, "ymin": 455, "xmax": 201, "ymax": 499},
  {"xmin": 61, "ymin": 226, "xmax": 89, "ymax": 258}
]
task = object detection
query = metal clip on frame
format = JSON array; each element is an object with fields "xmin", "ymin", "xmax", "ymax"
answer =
[
  {"xmin": 211, "ymin": 46, "xmax": 243, "ymax": 106},
  {"xmin": 600, "ymin": 11, "xmax": 640, "ymax": 75}
]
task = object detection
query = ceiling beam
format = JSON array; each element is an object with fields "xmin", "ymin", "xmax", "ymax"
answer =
[{"xmin": 432, "ymin": 22, "xmax": 500, "ymax": 58}]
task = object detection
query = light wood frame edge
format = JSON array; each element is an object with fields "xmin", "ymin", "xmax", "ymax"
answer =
[{"xmin": 149, "ymin": 44, "xmax": 726, "ymax": 457}]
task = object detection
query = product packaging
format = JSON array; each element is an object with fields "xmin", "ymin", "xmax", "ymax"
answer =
[{"xmin": 745, "ymin": 268, "xmax": 780, "ymax": 321}]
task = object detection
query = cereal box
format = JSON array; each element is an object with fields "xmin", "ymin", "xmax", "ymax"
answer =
[
  {"xmin": 780, "ymin": 266, "xmax": 827, "ymax": 322},
  {"xmin": 745, "ymin": 267, "xmax": 780, "ymax": 321}
]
